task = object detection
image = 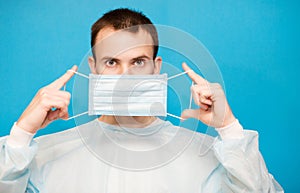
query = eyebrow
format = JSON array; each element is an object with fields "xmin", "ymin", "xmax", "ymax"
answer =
[
  {"xmin": 100, "ymin": 55, "xmax": 152, "ymax": 62},
  {"xmin": 130, "ymin": 55, "xmax": 151, "ymax": 62},
  {"xmin": 100, "ymin": 57, "xmax": 121, "ymax": 63}
]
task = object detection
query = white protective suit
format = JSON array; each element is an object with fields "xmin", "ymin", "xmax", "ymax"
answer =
[{"xmin": 0, "ymin": 118, "xmax": 283, "ymax": 193}]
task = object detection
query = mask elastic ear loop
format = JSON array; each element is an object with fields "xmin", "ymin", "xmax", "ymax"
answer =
[
  {"xmin": 166, "ymin": 70, "xmax": 193, "ymax": 121},
  {"xmin": 167, "ymin": 70, "xmax": 192, "ymax": 80},
  {"xmin": 64, "ymin": 70, "xmax": 89, "ymax": 120},
  {"xmin": 67, "ymin": 69, "xmax": 89, "ymax": 79},
  {"xmin": 67, "ymin": 111, "xmax": 89, "ymax": 120},
  {"xmin": 166, "ymin": 113, "xmax": 185, "ymax": 120}
]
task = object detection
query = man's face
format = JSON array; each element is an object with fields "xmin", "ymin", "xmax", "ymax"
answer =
[{"xmin": 89, "ymin": 27, "xmax": 162, "ymax": 75}]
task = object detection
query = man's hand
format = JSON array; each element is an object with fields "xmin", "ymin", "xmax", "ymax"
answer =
[
  {"xmin": 181, "ymin": 63, "xmax": 236, "ymax": 128},
  {"xmin": 16, "ymin": 65, "xmax": 78, "ymax": 134}
]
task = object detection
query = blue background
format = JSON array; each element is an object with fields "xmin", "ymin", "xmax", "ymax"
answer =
[{"xmin": 0, "ymin": 0, "xmax": 299, "ymax": 192}]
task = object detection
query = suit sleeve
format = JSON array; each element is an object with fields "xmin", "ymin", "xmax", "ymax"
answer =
[
  {"xmin": 203, "ymin": 120, "xmax": 284, "ymax": 192},
  {"xmin": 0, "ymin": 123, "xmax": 38, "ymax": 193}
]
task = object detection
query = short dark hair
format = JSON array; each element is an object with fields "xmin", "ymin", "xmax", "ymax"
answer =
[{"xmin": 91, "ymin": 8, "xmax": 159, "ymax": 59}]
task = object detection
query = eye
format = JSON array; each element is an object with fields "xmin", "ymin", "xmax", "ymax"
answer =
[
  {"xmin": 133, "ymin": 59, "xmax": 145, "ymax": 66},
  {"xmin": 105, "ymin": 59, "xmax": 117, "ymax": 67}
]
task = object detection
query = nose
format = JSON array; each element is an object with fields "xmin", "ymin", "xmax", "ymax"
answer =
[{"xmin": 120, "ymin": 63, "xmax": 130, "ymax": 74}]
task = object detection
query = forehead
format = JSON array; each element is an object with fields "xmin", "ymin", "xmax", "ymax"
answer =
[{"xmin": 93, "ymin": 27, "xmax": 154, "ymax": 58}]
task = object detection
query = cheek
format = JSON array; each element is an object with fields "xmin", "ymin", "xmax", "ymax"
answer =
[
  {"xmin": 95, "ymin": 63, "xmax": 115, "ymax": 74},
  {"xmin": 129, "ymin": 65, "xmax": 154, "ymax": 75},
  {"xmin": 95, "ymin": 63, "xmax": 105, "ymax": 74},
  {"xmin": 99, "ymin": 68, "xmax": 121, "ymax": 75}
]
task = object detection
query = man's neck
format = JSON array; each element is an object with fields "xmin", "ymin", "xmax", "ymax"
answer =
[{"xmin": 98, "ymin": 115, "xmax": 156, "ymax": 128}]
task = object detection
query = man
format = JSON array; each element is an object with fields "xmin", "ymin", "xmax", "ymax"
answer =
[{"xmin": 0, "ymin": 8, "xmax": 283, "ymax": 192}]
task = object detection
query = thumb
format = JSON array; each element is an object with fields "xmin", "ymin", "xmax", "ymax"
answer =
[{"xmin": 181, "ymin": 109, "xmax": 200, "ymax": 120}]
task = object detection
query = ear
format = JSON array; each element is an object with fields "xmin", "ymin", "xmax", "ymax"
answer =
[
  {"xmin": 88, "ymin": 56, "xmax": 97, "ymax": 74},
  {"xmin": 153, "ymin": 56, "xmax": 162, "ymax": 74}
]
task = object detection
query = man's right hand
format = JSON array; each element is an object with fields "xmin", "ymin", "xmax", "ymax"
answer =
[{"xmin": 16, "ymin": 65, "xmax": 77, "ymax": 134}]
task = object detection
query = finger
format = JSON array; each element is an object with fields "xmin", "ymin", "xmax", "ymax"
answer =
[
  {"xmin": 200, "ymin": 104, "xmax": 209, "ymax": 111},
  {"xmin": 60, "ymin": 112, "xmax": 69, "ymax": 120},
  {"xmin": 200, "ymin": 96, "xmax": 212, "ymax": 106},
  {"xmin": 193, "ymin": 85, "xmax": 212, "ymax": 98},
  {"xmin": 192, "ymin": 85, "xmax": 213, "ymax": 105},
  {"xmin": 41, "ymin": 102, "xmax": 69, "ymax": 128},
  {"xmin": 48, "ymin": 65, "xmax": 78, "ymax": 90},
  {"xmin": 58, "ymin": 104, "xmax": 69, "ymax": 117},
  {"xmin": 47, "ymin": 106, "xmax": 69, "ymax": 121},
  {"xmin": 181, "ymin": 109, "xmax": 200, "ymax": 120},
  {"xmin": 191, "ymin": 91, "xmax": 210, "ymax": 110},
  {"xmin": 182, "ymin": 62, "xmax": 208, "ymax": 85},
  {"xmin": 38, "ymin": 89, "xmax": 71, "ymax": 102},
  {"xmin": 191, "ymin": 86, "xmax": 200, "ymax": 106},
  {"xmin": 199, "ymin": 90, "xmax": 213, "ymax": 105},
  {"xmin": 51, "ymin": 90, "xmax": 71, "ymax": 101},
  {"xmin": 47, "ymin": 109, "xmax": 60, "ymax": 121},
  {"xmin": 39, "ymin": 94, "xmax": 70, "ymax": 110}
]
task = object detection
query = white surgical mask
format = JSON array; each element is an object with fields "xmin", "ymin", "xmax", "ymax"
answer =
[
  {"xmin": 67, "ymin": 70, "xmax": 192, "ymax": 121},
  {"xmin": 88, "ymin": 74, "xmax": 167, "ymax": 116}
]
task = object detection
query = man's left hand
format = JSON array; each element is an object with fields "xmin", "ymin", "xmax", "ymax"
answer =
[{"xmin": 181, "ymin": 62, "xmax": 236, "ymax": 128}]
